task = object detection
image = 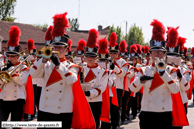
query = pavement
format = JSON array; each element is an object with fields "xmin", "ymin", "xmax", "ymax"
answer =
[{"xmin": 6, "ymin": 98, "xmax": 194, "ymax": 129}]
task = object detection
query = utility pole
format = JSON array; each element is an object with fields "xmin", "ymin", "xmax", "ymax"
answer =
[
  {"xmin": 126, "ymin": 21, "xmax": 127, "ymax": 41},
  {"xmin": 78, "ymin": 0, "xmax": 80, "ymax": 22}
]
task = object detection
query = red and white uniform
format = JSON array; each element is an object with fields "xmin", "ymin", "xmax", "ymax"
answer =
[
  {"xmin": 29, "ymin": 58, "xmax": 80, "ymax": 114},
  {"xmin": 0, "ymin": 62, "xmax": 30, "ymax": 100},
  {"xmin": 82, "ymin": 64, "xmax": 108, "ymax": 102},
  {"xmin": 130, "ymin": 65, "xmax": 179, "ymax": 112}
]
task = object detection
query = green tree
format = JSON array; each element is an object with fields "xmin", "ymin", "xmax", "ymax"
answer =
[
  {"xmin": 116, "ymin": 26, "xmax": 122, "ymax": 44},
  {"xmin": 107, "ymin": 25, "xmax": 116, "ymax": 42},
  {"xmin": 0, "ymin": 0, "xmax": 16, "ymax": 21},
  {"xmin": 127, "ymin": 23, "xmax": 144, "ymax": 51},
  {"xmin": 68, "ymin": 18, "xmax": 79, "ymax": 32},
  {"xmin": 33, "ymin": 23, "xmax": 48, "ymax": 29}
]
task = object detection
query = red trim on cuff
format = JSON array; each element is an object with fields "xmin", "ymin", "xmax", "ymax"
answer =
[
  {"xmin": 122, "ymin": 63, "xmax": 129, "ymax": 67},
  {"xmin": 132, "ymin": 83, "xmax": 137, "ymax": 88},
  {"xmin": 94, "ymin": 88, "xmax": 101, "ymax": 96},
  {"xmin": 184, "ymin": 82, "xmax": 188, "ymax": 87},
  {"xmin": 170, "ymin": 68, "xmax": 178, "ymax": 74},
  {"xmin": 11, "ymin": 73, "xmax": 19, "ymax": 77},
  {"xmin": 65, "ymin": 72, "xmax": 73, "ymax": 77},
  {"xmin": 32, "ymin": 65, "xmax": 37, "ymax": 70},
  {"xmin": 137, "ymin": 68, "xmax": 143, "ymax": 75},
  {"xmin": 112, "ymin": 81, "xmax": 115, "ymax": 87},
  {"xmin": 21, "ymin": 67, "xmax": 30, "ymax": 72},
  {"xmin": 126, "ymin": 71, "xmax": 131, "ymax": 75},
  {"xmin": 116, "ymin": 69, "xmax": 122, "ymax": 75},
  {"xmin": 183, "ymin": 70, "xmax": 191, "ymax": 75},
  {"xmin": 168, "ymin": 80, "xmax": 175, "ymax": 85}
]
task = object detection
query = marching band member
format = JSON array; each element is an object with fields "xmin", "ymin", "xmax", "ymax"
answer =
[
  {"xmin": 190, "ymin": 48, "xmax": 194, "ymax": 104},
  {"xmin": 118, "ymin": 40, "xmax": 131, "ymax": 124},
  {"xmin": 97, "ymin": 37, "xmax": 116, "ymax": 129},
  {"xmin": 0, "ymin": 26, "xmax": 30, "ymax": 129},
  {"xmin": 75, "ymin": 39, "xmax": 86, "ymax": 64},
  {"xmin": 165, "ymin": 27, "xmax": 190, "ymax": 129},
  {"xmin": 82, "ymin": 29, "xmax": 108, "ymax": 129},
  {"xmin": 130, "ymin": 19, "xmax": 179, "ymax": 129},
  {"xmin": 108, "ymin": 32, "xmax": 129, "ymax": 129},
  {"xmin": 126, "ymin": 44, "xmax": 139, "ymax": 120},
  {"xmin": 29, "ymin": 12, "xmax": 80, "ymax": 129}
]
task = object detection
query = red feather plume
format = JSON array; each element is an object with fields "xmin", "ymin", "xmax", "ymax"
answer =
[
  {"xmin": 144, "ymin": 46, "xmax": 149, "ymax": 54},
  {"xmin": 98, "ymin": 38, "xmax": 109, "ymax": 54},
  {"xmin": 177, "ymin": 36, "xmax": 186, "ymax": 52},
  {"xmin": 190, "ymin": 47, "xmax": 194, "ymax": 55},
  {"xmin": 109, "ymin": 32, "xmax": 117, "ymax": 47},
  {"xmin": 27, "ymin": 39, "xmax": 35, "ymax": 51},
  {"xmin": 150, "ymin": 19, "xmax": 166, "ymax": 41},
  {"xmin": 86, "ymin": 29, "xmax": 99, "ymax": 48},
  {"xmin": 166, "ymin": 27, "xmax": 179, "ymax": 47},
  {"xmin": 68, "ymin": 39, "xmax": 72, "ymax": 52},
  {"xmin": 77, "ymin": 39, "xmax": 86, "ymax": 51},
  {"xmin": 7, "ymin": 26, "xmax": 21, "ymax": 47},
  {"xmin": 45, "ymin": 26, "xmax": 53, "ymax": 41},
  {"xmin": 130, "ymin": 44, "xmax": 137, "ymax": 53},
  {"xmin": 184, "ymin": 47, "xmax": 188, "ymax": 56},
  {"xmin": 119, "ymin": 40, "xmax": 128, "ymax": 53},
  {"xmin": 142, "ymin": 46, "xmax": 145, "ymax": 53},
  {"xmin": 136, "ymin": 44, "xmax": 142, "ymax": 54},
  {"xmin": 52, "ymin": 12, "xmax": 70, "ymax": 37}
]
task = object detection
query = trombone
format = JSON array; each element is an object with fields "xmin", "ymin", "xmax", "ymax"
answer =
[{"xmin": 0, "ymin": 54, "xmax": 31, "ymax": 84}]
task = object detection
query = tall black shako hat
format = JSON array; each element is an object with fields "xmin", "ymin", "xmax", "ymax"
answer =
[
  {"xmin": 109, "ymin": 32, "xmax": 119, "ymax": 53},
  {"xmin": 149, "ymin": 19, "xmax": 166, "ymax": 52},
  {"xmin": 166, "ymin": 27, "xmax": 179, "ymax": 56},
  {"xmin": 85, "ymin": 29, "xmax": 99, "ymax": 57},
  {"xmin": 51, "ymin": 12, "xmax": 70, "ymax": 47},
  {"xmin": 119, "ymin": 40, "xmax": 128, "ymax": 58},
  {"xmin": 77, "ymin": 39, "xmax": 86, "ymax": 56},
  {"xmin": 6, "ymin": 26, "xmax": 21, "ymax": 55},
  {"xmin": 98, "ymin": 37, "xmax": 109, "ymax": 61}
]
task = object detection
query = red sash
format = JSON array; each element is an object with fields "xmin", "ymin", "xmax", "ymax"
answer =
[
  {"xmin": 122, "ymin": 75, "xmax": 129, "ymax": 96},
  {"xmin": 149, "ymin": 72, "xmax": 164, "ymax": 93},
  {"xmin": 130, "ymin": 76, "xmax": 136, "ymax": 97},
  {"xmin": 111, "ymin": 87, "xmax": 118, "ymax": 106},
  {"xmin": 171, "ymin": 92, "xmax": 189, "ymax": 126},
  {"xmin": 71, "ymin": 76, "xmax": 96, "ymax": 129},
  {"xmin": 187, "ymin": 70, "xmax": 193, "ymax": 100},
  {"xmin": 100, "ymin": 84, "xmax": 110, "ymax": 123},
  {"xmin": 23, "ymin": 75, "xmax": 34, "ymax": 115}
]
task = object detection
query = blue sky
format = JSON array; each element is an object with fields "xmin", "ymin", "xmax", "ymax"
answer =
[{"xmin": 13, "ymin": 0, "xmax": 194, "ymax": 47}]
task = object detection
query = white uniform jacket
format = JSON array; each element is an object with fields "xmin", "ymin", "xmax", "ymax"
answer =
[
  {"xmin": 178, "ymin": 66, "xmax": 191, "ymax": 104},
  {"xmin": 111, "ymin": 57, "xmax": 129, "ymax": 90},
  {"xmin": 0, "ymin": 62, "xmax": 30, "ymax": 101},
  {"xmin": 129, "ymin": 65, "xmax": 179, "ymax": 112},
  {"xmin": 83, "ymin": 64, "xmax": 108, "ymax": 102},
  {"xmin": 29, "ymin": 58, "xmax": 80, "ymax": 114}
]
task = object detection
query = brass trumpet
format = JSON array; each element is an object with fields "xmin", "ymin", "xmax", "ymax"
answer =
[
  {"xmin": 155, "ymin": 57, "xmax": 166, "ymax": 70},
  {"xmin": 37, "ymin": 46, "xmax": 60, "ymax": 59}
]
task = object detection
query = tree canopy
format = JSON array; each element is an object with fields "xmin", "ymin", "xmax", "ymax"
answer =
[{"xmin": 0, "ymin": 0, "xmax": 16, "ymax": 21}]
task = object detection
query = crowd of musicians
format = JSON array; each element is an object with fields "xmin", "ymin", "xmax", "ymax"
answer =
[{"xmin": 0, "ymin": 12, "xmax": 194, "ymax": 129}]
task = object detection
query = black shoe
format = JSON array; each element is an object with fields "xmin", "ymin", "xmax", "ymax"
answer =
[
  {"xmin": 112, "ymin": 126, "xmax": 117, "ymax": 129},
  {"xmin": 125, "ymin": 114, "xmax": 130, "ymax": 120},
  {"xmin": 132, "ymin": 116, "xmax": 136, "ymax": 119}
]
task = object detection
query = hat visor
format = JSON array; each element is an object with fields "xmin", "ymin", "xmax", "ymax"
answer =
[
  {"xmin": 120, "ymin": 55, "xmax": 128, "ymax": 58},
  {"xmin": 166, "ymin": 52, "xmax": 180, "ymax": 56},
  {"xmin": 84, "ymin": 52, "xmax": 97, "ymax": 57},
  {"xmin": 6, "ymin": 51, "xmax": 19, "ymax": 55},
  {"xmin": 149, "ymin": 46, "xmax": 166, "ymax": 52},
  {"xmin": 51, "ymin": 42, "xmax": 68, "ymax": 46},
  {"xmin": 99, "ymin": 58, "xmax": 108, "ymax": 61},
  {"xmin": 109, "ymin": 50, "xmax": 119, "ymax": 53}
]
